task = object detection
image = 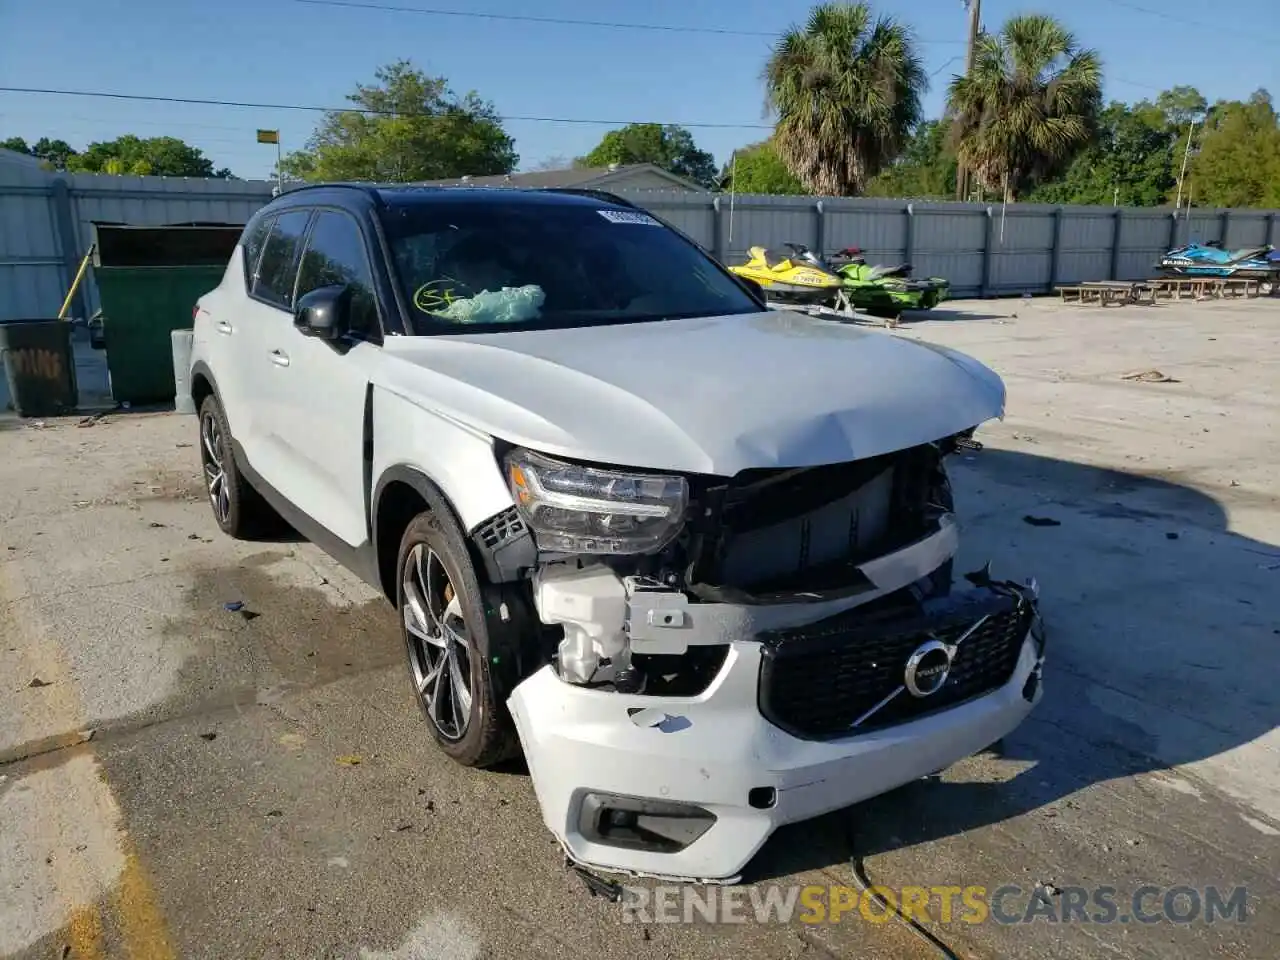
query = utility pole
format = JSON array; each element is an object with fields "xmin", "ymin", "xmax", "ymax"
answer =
[{"xmin": 955, "ymin": 0, "xmax": 982, "ymax": 202}]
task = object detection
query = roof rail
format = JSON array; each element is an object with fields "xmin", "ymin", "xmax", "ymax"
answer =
[
  {"xmin": 276, "ymin": 182, "xmax": 386, "ymax": 206},
  {"xmin": 539, "ymin": 187, "xmax": 640, "ymax": 209}
]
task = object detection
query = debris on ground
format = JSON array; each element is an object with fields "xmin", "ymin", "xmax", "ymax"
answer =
[
  {"xmin": 335, "ymin": 755, "xmax": 363, "ymax": 766},
  {"xmin": 1023, "ymin": 515, "xmax": 1062, "ymax": 527},
  {"xmin": 27, "ymin": 677, "xmax": 53, "ymax": 688},
  {"xmin": 265, "ymin": 809, "xmax": 284, "ymax": 818},
  {"xmin": 1121, "ymin": 369, "xmax": 1180, "ymax": 383},
  {"xmin": 77, "ymin": 412, "xmax": 108, "ymax": 428},
  {"xmin": 148, "ymin": 521, "xmax": 165, "ymax": 528},
  {"xmin": 199, "ymin": 732, "xmax": 218, "ymax": 742},
  {"xmin": 570, "ymin": 862, "xmax": 624, "ymax": 902},
  {"xmin": 223, "ymin": 601, "xmax": 245, "ymax": 612},
  {"xmin": 1166, "ymin": 532, "xmax": 1180, "ymax": 540}
]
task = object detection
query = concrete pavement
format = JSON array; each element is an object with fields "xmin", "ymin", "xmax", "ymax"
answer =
[{"xmin": 2, "ymin": 295, "xmax": 1277, "ymax": 958}]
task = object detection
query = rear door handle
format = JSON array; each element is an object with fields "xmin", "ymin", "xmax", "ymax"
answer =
[
  {"xmin": 215, "ymin": 320, "xmax": 233, "ymax": 335},
  {"xmin": 270, "ymin": 349, "xmax": 290, "ymax": 368}
]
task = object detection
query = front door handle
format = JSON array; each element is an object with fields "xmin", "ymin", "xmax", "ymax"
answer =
[
  {"xmin": 215, "ymin": 320, "xmax": 233, "ymax": 335},
  {"xmin": 270, "ymin": 349, "xmax": 290, "ymax": 368}
]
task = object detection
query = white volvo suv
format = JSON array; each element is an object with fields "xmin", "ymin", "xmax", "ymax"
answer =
[{"xmin": 189, "ymin": 184, "xmax": 1044, "ymax": 883}]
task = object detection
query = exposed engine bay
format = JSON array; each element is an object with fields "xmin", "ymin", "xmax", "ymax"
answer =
[{"xmin": 523, "ymin": 432, "xmax": 972, "ymax": 696}]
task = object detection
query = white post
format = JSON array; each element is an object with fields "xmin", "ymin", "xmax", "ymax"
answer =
[
  {"xmin": 728, "ymin": 151, "xmax": 737, "ymax": 247},
  {"xmin": 1174, "ymin": 121, "xmax": 1196, "ymax": 213}
]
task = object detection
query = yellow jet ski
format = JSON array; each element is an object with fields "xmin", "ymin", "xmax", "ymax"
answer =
[{"xmin": 727, "ymin": 242, "xmax": 844, "ymax": 306}]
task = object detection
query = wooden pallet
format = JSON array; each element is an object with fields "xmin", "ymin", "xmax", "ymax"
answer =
[
  {"xmin": 1148, "ymin": 277, "xmax": 1262, "ymax": 300},
  {"xmin": 1056, "ymin": 281, "xmax": 1153, "ymax": 306}
]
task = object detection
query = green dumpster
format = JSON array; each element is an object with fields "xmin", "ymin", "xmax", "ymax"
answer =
[
  {"xmin": 0, "ymin": 318, "xmax": 78, "ymax": 417},
  {"xmin": 93, "ymin": 223, "xmax": 243, "ymax": 405}
]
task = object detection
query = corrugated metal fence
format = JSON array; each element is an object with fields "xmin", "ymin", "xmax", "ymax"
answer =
[
  {"xmin": 3, "ymin": 159, "xmax": 1279, "ymax": 320},
  {"xmin": 0, "ymin": 159, "xmax": 274, "ymax": 320}
]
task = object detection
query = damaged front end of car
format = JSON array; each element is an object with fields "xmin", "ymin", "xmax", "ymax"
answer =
[{"xmin": 499, "ymin": 431, "xmax": 1044, "ymax": 884}]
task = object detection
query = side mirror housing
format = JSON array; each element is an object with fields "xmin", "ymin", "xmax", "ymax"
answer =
[{"xmin": 294, "ymin": 285, "xmax": 351, "ymax": 340}]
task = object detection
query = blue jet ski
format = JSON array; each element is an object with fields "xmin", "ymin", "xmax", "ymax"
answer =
[{"xmin": 1158, "ymin": 241, "xmax": 1280, "ymax": 281}]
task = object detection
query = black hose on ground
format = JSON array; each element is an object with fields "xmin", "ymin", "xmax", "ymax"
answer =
[{"xmin": 845, "ymin": 821, "xmax": 962, "ymax": 960}]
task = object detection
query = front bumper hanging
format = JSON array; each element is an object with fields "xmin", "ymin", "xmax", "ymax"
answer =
[{"xmin": 507, "ymin": 581, "xmax": 1044, "ymax": 883}]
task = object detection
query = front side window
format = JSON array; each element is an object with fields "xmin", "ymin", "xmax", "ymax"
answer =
[
  {"xmin": 380, "ymin": 201, "xmax": 759, "ymax": 333},
  {"xmin": 294, "ymin": 211, "xmax": 379, "ymax": 335},
  {"xmin": 252, "ymin": 210, "xmax": 312, "ymax": 309}
]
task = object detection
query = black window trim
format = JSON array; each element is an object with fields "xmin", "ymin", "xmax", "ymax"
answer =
[
  {"xmin": 290, "ymin": 204, "xmax": 387, "ymax": 347},
  {"xmin": 246, "ymin": 207, "xmax": 316, "ymax": 314}
]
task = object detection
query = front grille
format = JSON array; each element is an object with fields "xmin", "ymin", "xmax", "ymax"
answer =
[{"xmin": 758, "ymin": 588, "xmax": 1035, "ymax": 740}]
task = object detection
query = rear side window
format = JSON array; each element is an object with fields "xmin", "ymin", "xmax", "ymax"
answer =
[
  {"xmin": 241, "ymin": 215, "xmax": 274, "ymax": 281},
  {"xmin": 252, "ymin": 210, "xmax": 312, "ymax": 308}
]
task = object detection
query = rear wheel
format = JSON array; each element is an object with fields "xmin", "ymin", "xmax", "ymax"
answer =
[
  {"xmin": 396, "ymin": 511, "xmax": 517, "ymax": 767},
  {"xmin": 197, "ymin": 395, "xmax": 275, "ymax": 539}
]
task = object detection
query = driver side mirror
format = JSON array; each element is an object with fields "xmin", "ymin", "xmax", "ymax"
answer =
[{"xmin": 294, "ymin": 284, "xmax": 352, "ymax": 340}]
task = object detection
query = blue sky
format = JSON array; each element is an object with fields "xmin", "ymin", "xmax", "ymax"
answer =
[{"xmin": 2, "ymin": 0, "xmax": 1277, "ymax": 180}]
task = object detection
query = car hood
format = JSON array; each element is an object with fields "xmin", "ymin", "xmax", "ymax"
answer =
[{"xmin": 376, "ymin": 311, "xmax": 1005, "ymax": 476}]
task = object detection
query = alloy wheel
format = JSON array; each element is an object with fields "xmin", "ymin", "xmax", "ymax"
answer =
[
  {"xmin": 200, "ymin": 411, "xmax": 230, "ymax": 524},
  {"xmin": 402, "ymin": 543, "xmax": 474, "ymax": 740}
]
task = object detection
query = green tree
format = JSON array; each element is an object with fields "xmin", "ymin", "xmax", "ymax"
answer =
[
  {"xmin": 765, "ymin": 2, "xmax": 926, "ymax": 196},
  {"xmin": 66, "ymin": 135, "xmax": 222, "ymax": 177},
  {"xmin": 1187, "ymin": 90, "xmax": 1280, "ymax": 208},
  {"xmin": 578, "ymin": 123, "xmax": 717, "ymax": 187},
  {"xmin": 720, "ymin": 140, "xmax": 805, "ymax": 194},
  {"xmin": 863, "ymin": 120, "xmax": 956, "ymax": 198},
  {"xmin": 1031, "ymin": 101, "xmax": 1178, "ymax": 206},
  {"xmin": 2, "ymin": 136, "xmax": 31, "ymax": 154},
  {"xmin": 1157, "ymin": 86, "xmax": 1208, "ymax": 131},
  {"xmin": 31, "ymin": 138, "xmax": 77, "ymax": 170},
  {"xmin": 280, "ymin": 60, "xmax": 517, "ymax": 182},
  {"xmin": 947, "ymin": 13, "xmax": 1102, "ymax": 201}
]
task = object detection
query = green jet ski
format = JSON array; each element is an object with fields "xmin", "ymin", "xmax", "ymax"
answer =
[{"xmin": 824, "ymin": 247, "xmax": 950, "ymax": 318}]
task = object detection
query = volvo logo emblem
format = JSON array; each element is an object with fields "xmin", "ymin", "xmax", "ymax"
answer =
[{"xmin": 903, "ymin": 639, "xmax": 955, "ymax": 698}]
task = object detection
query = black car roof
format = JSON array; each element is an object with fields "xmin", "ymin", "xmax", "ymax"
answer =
[{"xmin": 266, "ymin": 183, "xmax": 639, "ymax": 213}]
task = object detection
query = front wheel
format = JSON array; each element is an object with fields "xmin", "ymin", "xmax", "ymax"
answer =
[{"xmin": 396, "ymin": 511, "xmax": 518, "ymax": 767}]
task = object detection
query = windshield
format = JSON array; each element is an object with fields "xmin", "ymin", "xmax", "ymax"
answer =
[{"xmin": 380, "ymin": 200, "xmax": 760, "ymax": 333}]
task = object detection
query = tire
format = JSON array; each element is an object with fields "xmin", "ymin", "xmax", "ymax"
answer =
[
  {"xmin": 197, "ymin": 394, "xmax": 276, "ymax": 539},
  {"xmin": 396, "ymin": 510, "xmax": 517, "ymax": 768}
]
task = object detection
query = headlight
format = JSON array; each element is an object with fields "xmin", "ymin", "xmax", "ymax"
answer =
[{"xmin": 505, "ymin": 448, "xmax": 688, "ymax": 555}]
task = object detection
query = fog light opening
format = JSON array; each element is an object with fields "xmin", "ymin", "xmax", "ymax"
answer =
[
  {"xmin": 748, "ymin": 786, "xmax": 777, "ymax": 810},
  {"xmin": 579, "ymin": 792, "xmax": 717, "ymax": 854}
]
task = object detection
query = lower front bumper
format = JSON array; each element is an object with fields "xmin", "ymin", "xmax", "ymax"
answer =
[{"xmin": 507, "ymin": 616, "xmax": 1043, "ymax": 883}]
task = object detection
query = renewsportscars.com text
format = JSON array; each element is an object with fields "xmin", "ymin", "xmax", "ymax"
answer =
[{"xmin": 620, "ymin": 883, "xmax": 1250, "ymax": 926}]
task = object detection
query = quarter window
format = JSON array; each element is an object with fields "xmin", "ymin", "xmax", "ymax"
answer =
[
  {"xmin": 294, "ymin": 211, "xmax": 379, "ymax": 335},
  {"xmin": 241, "ymin": 215, "xmax": 274, "ymax": 282},
  {"xmin": 252, "ymin": 210, "xmax": 312, "ymax": 308}
]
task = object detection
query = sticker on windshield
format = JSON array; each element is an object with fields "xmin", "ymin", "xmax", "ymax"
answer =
[{"xmin": 597, "ymin": 209, "xmax": 661, "ymax": 226}]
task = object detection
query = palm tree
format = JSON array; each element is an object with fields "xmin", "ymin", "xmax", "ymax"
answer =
[
  {"xmin": 764, "ymin": 3, "xmax": 926, "ymax": 196},
  {"xmin": 947, "ymin": 14, "xmax": 1102, "ymax": 201}
]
